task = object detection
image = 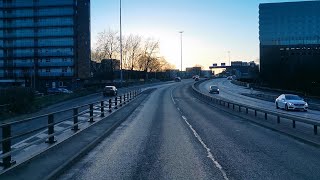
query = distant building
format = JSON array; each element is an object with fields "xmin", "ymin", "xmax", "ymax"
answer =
[
  {"xmin": 186, "ymin": 67, "xmax": 201, "ymax": 76},
  {"xmin": 91, "ymin": 59, "xmax": 120, "ymax": 80},
  {"xmin": 259, "ymin": 1, "xmax": 320, "ymax": 89},
  {"xmin": 0, "ymin": 0, "xmax": 91, "ymax": 90}
]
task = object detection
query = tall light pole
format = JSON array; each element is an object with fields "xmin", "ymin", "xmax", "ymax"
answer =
[
  {"xmin": 120, "ymin": 0, "xmax": 123, "ymax": 85},
  {"xmin": 179, "ymin": 31, "xmax": 184, "ymax": 73},
  {"xmin": 228, "ymin": 51, "xmax": 231, "ymax": 66}
]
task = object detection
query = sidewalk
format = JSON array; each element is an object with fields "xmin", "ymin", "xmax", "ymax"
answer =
[{"xmin": 0, "ymin": 89, "xmax": 154, "ymax": 180}]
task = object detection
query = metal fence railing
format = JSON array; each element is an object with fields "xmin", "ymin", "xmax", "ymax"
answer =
[
  {"xmin": 192, "ymin": 80, "xmax": 320, "ymax": 138},
  {"xmin": 0, "ymin": 89, "xmax": 141, "ymax": 169}
]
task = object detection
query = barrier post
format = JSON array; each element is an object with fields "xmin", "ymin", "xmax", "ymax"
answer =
[
  {"xmin": 0, "ymin": 124, "xmax": 16, "ymax": 168},
  {"xmin": 72, "ymin": 108, "xmax": 79, "ymax": 131},
  {"xmin": 100, "ymin": 101, "xmax": 105, "ymax": 117},
  {"xmin": 89, "ymin": 104, "xmax": 94, "ymax": 123},
  {"xmin": 46, "ymin": 114, "xmax": 56, "ymax": 144}
]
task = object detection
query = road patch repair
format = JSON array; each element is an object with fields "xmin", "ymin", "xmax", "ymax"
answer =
[{"xmin": 0, "ymin": 88, "xmax": 155, "ymax": 180}]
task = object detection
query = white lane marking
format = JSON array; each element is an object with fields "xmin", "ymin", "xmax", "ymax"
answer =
[{"xmin": 181, "ymin": 115, "xmax": 229, "ymax": 180}]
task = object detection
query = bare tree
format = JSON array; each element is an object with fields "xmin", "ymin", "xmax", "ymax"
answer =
[
  {"xmin": 95, "ymin": 29, "xmax": 120, "ymax": 60},
  {"xmin": 139, "ymin": 38, "xmax": 159, "ymax": 73}
]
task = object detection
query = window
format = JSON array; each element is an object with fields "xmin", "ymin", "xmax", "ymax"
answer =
[
  {"xmin": 46, "ymin": 68, "xmax": 50, "ymax": 72},
  {"xmin": 62, "ymin": 67, "xmax": 67, "ymax": 72},
  {"xmin": 46, "ymin": 58, "xmax": 50, "ymax": 62},
  {"xmin": 59, "ymin": 81, "xmax": 64, "ymax": 87}
]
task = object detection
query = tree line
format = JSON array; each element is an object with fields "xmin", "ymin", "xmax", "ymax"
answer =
[{"xmin": 91, "ymin": 29, "xmax": 175, "ymax": 73}]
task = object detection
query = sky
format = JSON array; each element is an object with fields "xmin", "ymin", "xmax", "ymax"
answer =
[{"xmin": 90, "ymin": 0, "xmax": 305, "ymax": 70}]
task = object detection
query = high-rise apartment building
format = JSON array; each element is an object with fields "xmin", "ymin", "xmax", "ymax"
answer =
[
  {"xmin": 259, "ymin": 1, "xmax": 320, "ymax": 89},
  {"xmin": 0, "ymin": 0, "xmax": 90, "ymax": 90}
]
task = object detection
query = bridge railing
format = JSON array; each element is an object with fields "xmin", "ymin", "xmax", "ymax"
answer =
[
  {"xmin": 192, "ymin": 80, "xmax": 320, "ymax": 137},
  {"xmin": 0, "ymin": 89, "xmax": 141, "ymax": 169}
]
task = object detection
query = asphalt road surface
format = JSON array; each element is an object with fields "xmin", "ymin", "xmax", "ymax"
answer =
[
  {"xmin": 199, "ymin": 78, "xmax": 320, "ymax": 120},
  {"xmin": 58, "ymin": 80, "xmax": 320, "ymax": 180}
]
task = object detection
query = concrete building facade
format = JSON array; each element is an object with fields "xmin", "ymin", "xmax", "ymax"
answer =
[
  {"xmin": 0, "ymin": 0, "xmax": 91, "ymax": 90},
  {"xmin": 259, "ymin": 1, "xmax": 320, "ymax": 91}
]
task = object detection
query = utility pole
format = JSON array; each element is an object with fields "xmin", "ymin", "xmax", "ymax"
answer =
[
  {"xmin": 120, "ymin": 0, "xmax": 123, "ymax": 85},
  {"xmin": 179, "ymin": 31, "xmax": 184, "ymax": 74},
  {"xmin": 228, "ymin": 51, "xmax": 231, "ymax": 66}
]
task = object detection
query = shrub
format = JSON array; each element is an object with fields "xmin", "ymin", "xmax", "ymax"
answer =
[{"xmin": 0, "ymin": 87, "xmax": 35, "ymax": 113}]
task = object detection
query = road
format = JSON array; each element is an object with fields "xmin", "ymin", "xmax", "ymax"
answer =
[
  {"xmin": 58, "ymin": 80, "xmax": 320, "ymax": 180},
  {"xmin": 198, "ymin": 78, "xmax": 320, "ymax": 120}
]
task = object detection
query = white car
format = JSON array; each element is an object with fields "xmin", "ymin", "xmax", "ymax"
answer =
[{"xmin": 275, "ymin": 94, "xmax": 308, "ymax": 111}]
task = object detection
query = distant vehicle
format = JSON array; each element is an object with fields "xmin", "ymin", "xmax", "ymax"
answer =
[
  {"xmin": 174, "ymin": 77, "xmax": 181, "ymax": 82},
  {"xmin": 47, "ymin": 88, "xmax": 73, "ymax": 94},
  {"xmin": 275, "ymin": 94, "xmax": 308, "ymax": 111},
  {"xmin": 103, "ymin": 86, "xmax": 117, "ymax": 96},
  {"xmin": 58, "ymin": 88, "xmax": 73, "ymax": 94},
  {"xmin": 227, "ymin": 76, "xmax": 233, "ymax": 80},
  {"xmin": 34, "ymin": 91, "xmax": 44, "ymax": 97},
  {"xmin": 209, "ymin": 85, "xmax": 219, "ymax": 94}
]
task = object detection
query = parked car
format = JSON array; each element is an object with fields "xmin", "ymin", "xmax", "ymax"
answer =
[
  {"xmin": 103, "ymin": 86, "xmax": 117, "ymax": 96},
  {"xmin": 174, "ymin": 77, "xmax": 181, "ymax": 82},
  {"xmin": 275, "ymin": 94, "xmax": 308, "ymax": 111},
  {"xmin": 47, "ymin": 88, "xmax": 73, "ymax": 94},
  {"xmin": 209, "ymin": 85, "xmax": 220, "ymax": 94},
  {"xmin": 34, "ymin": 91, "xmax": 44, "ymax": 97},
  {"xmin": 58, "ymin": 88, "xmax": 73, "ymax": 94}
]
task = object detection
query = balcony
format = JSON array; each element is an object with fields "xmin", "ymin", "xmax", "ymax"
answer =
[
  {"xmin": 38, "ymin": 72, "xmax": 73, "ymax": 77},
  {"xmin": 38, "ymin": 62, "xmax": 74, "ymax": 67}
]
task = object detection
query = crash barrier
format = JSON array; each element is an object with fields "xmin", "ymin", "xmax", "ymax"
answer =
[
  {"xmin": 192, "ymin": 81, "xmax": 320, "ymax": 137},
  {"xmin": 0, "ymin": 89, "xmax": 141, "ymax": 169}
]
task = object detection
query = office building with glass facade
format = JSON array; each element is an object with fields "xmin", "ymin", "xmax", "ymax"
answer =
[
  {"xmin": 259, "ymin": 1, "xmax": 320, "ymax": 91},
  {"xmin": 0, "ymin": 0, "xmax": 90, "ymax": 90}
]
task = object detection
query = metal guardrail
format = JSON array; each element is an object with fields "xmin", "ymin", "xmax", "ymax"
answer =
[
  {"xmin": 0, "ymin": 89, "xmax": 142, "ymax": 169},
  {"xmin": 192, "ymin": 80, "xmax": 320, "ymax": 137}
]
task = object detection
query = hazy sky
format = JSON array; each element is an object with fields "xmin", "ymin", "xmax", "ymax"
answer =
[{"xmin": 91, "ymin": 0, "xmax": 304, "ymax": 70}]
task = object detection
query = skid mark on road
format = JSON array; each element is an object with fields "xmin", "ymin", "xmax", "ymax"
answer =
[{"xmin": 170, "ymin": 86, "xmax": 229, "ymax": 180}]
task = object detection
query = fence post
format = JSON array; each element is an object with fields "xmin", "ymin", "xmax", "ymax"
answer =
[
  {"xmin": 264, "ymin": 113, "xmax": 267, "ymax": 120},
  {"xmin": 120, "ymin": 95, "xmax": 122, "ymax": 107},
  {"xmin": 314, "ymin": 125, "xmax": 318, "ymax": 135},
  {"xmin": 292, "ymin": 120, "xmax": 296, "ymax": 128},
  {"xmin": 109, "ymin": 99, "xmax": 112, "ymax": 112},
  {"xmin": 89, "ymin": 104, "xmax": 94, "ymax": 123},
  {"xmin": 72, "ymin": 108, "xmax": 79, "ymax": 131},
  {"xmin": 233, "ymin": 104, "xmax": 235, "ymax": 110},
  {"xmin": 239, "ymin": 106, "xmax": 241, "ymax": 112},
  {"xmin": 0, "ymin": 124, "xmax": 16, "ymax": 168},
  {"xmin": 115, "ymin": 97, "xmax": 118, "ymax": 109},
  {"xmin": 246, "ymin": 108, "xmax": 248, "ymax": 114},
  {"xmin": 130, "ymin": 92, "xmax": 132, "ymax": 100},
  {"xmin": 123, "ymin": 94, "xmax": 126, "ymax": 104},
  {"xmin": 100, "ymin": 101, "xmax": 105, "ymax": 117},
  {"xmin": 227, "ymin": 103, "xmax": 230, "ymax": 108},
  {"xmin": 46, "ymin": 114, "xmax": 56, "ymax": 144},
  {"xmin": 277, "ymin": 116, "xmax": 280, "ymax": 124},
  {"xmin": 254, "ymin": 110, "xmax": 257, "ymax": 116}
]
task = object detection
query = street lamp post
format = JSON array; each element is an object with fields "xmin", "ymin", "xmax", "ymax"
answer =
[
  {"xmin": 179, "ymin": 31, "xmax": 184, "ymax": 75},
  {"xmin": 120, "ymin": 0, "xmax": 123, "ymax": 86}
]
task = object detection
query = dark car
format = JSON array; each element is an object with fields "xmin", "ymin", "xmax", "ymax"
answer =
[
  {"xmin": 174, "ymin": 77, "xmax": 181, "ymax": 82},
  {"xmin": 209, "ymin": 85, "xmax": 219, "ymax": 94},
  {"xmin": 103, "ymin": 86, "xmax": 118, "ymax": 96}
]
